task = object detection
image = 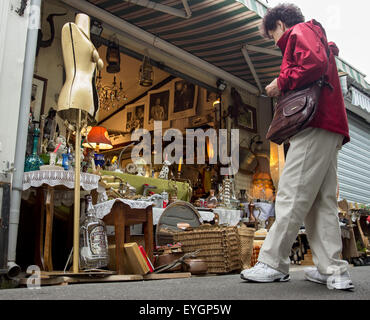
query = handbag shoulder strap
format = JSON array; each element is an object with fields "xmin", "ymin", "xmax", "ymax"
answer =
[
  {"xmin": 305, "ymin": 22, "xmax": 333, "ymax": 89},
  {"xmin": 305, "ymin": 21, "xmax": 331, "ymax": 59}
]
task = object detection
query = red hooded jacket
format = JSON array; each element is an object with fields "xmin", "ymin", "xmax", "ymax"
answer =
[{"xmin": 276, "ymin": 19, "xmax": 350, "ymax": 144}]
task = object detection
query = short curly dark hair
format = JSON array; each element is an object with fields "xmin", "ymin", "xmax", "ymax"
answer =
[{"xmin": 261, "ymin": 3, "xmax": 305, "ymax": 38}]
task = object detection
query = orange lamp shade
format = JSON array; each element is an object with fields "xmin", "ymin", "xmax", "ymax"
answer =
[{"xmin": 82, "ymin": 126, "xmax": 112, "ymax": 151}]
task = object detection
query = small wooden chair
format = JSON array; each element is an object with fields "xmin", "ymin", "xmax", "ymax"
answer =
[{"xmin": 102, "ymin": 200, "xmax": 154, "ymax": 274}]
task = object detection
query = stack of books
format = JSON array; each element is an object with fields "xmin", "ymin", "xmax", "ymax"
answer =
[{"xmin": 123, "ymin": 243, "xmax": 154, "ymax": 274}]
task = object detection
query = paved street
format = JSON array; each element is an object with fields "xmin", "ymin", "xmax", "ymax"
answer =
[{"xmin": 0, "ymin": 265, "xmax": 369, "ymax": 300}]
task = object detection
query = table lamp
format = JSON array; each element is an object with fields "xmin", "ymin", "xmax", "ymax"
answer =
[{"xmin": 82, "ymin": 126, "xmax": 113, "ymax": 152}]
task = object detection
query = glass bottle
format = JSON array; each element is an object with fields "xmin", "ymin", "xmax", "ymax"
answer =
[
  {"xmin": 62, "ymin": 153, "xmax": 69, "ymax": 170},
  {"xmin": 24, "ymin": 127, "xmax": 44, "ymax": 172},
  {"xmin": 79, "ymin": 195, "xmax": 109, "ymax": 270}
]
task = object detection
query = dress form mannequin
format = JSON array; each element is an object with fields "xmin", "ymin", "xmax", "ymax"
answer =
[
  {"xmin": 57, "ymin": 13, "xmax": 103, "ymax": 122},
  {"xmin": 57, "ymin": 13, "xmax": 104, "ymax": 274}
]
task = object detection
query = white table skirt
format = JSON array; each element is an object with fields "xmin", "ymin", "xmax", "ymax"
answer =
[
  {"xmin": 242, "ymin": 202, "xmax": 275, "ymax": 221},
  {"xmin": 22, "ymin": 170, "xmax": 100, "ymax": 208},
  {"xmin": 23, "ymin": 170, "xmax": 100, "ymax": 191},
  {"xmin": 21, "ymin": 188, "xmax": 91, "ymax": 207},
  {"xmin": 213, "ymin": 208, "xmax": 244, "ymax": 226},
  {"xmin": 94, "ymin": 199, "xmax": 153, "ymax": 220}
]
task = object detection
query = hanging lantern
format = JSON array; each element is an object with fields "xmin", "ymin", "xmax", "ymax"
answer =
[
  {"xmin": 106, "ymin": 36, "xmax": 120, "ymax": 74},
  {"xmin": 139, "ymin": 55, "xmax": 154, "ymax": 87}
]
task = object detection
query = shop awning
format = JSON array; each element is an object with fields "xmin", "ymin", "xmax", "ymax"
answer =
[
  {"xmin": 86, "ymin": 0, "xmax": 282, "ymax": 92},
  {"xmin": 350, "ymin": 86, "xmax": 370, "ymax": 114},
  {"xmin": 75, "ymin": 0, "xmax": 369, "ymax": 94},
  {"xmin": 335, "ymin": 56, "xmax": 370, "ymax": 90}
]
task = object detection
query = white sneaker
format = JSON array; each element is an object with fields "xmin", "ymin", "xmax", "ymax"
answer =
[
  {"xmin": 304, "ymin": 267, "xmax": 354, "ymax": 290},
  {"xmin": 240, "ymin": 262, "xmax": 290, "ymax": 283}
]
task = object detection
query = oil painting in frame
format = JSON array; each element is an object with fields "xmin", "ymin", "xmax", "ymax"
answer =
[
  {"xmin": 31, "ymin": 75, "xmax": 48, "ymax": 123},
  {"xmin": 123, "ymin": 101, "xmax": 147, "ymax": 133},
  {"xmin": 145, "ymin": 88, "xmax": 171, "ymax": 131},
  {"xmin": 201, "ymin": 87, "xmax": 218, "ymax": 111},
  {"xmin": 170, "ymin": 78, "xmax": 198, "ymax": 120},
  {"xmin": 237, "ymin": 103, "xmax": 257, "ymax": 133}
]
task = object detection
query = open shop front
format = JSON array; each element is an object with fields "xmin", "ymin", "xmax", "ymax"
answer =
[{"xmin": 11, "ymin": 0, "xmax": 369, "ymax": 285}]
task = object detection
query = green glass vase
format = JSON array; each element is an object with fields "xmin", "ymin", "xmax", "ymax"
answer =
[{"xmin": 24, "ymin": 127, "xmax": 44, "ymax": 172}]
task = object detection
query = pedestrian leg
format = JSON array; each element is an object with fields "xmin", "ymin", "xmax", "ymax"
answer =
[
  {"xmin": 304, "ymin": 136, "xmax": 348, "ymax": 275},
  {"xmin": 258, "ymin": 128, "xmax": 342, "ymax": 274}
]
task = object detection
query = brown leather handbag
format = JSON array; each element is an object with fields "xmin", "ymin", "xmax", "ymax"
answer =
[
  {"xmin": 266, "ymin": 81, "xmax": 323, "ymax": 145},
  {"xmin": 266, "ymin": 26, "xmax": 331, "ymax": 145}
]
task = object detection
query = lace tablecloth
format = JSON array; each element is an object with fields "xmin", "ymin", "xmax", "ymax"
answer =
[
  {"xmin": 94, "ymin": 199, "xmax": 153, "ymax": 220},
  {"xmin": 22, "ymin": 170, "xmax": 100, "ymax": 191}
]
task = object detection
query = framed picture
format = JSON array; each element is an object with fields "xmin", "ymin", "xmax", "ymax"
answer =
[
  {"xmin": 31, "ymin": 75, "xmax": 48, "ymax": 123},
  {"xmin": 202, "ymin": 88, "xmax": 218, "ymax": 110},
  {"xmin": 237, "ymin": 104, "xmax": 257, "ymax": 133},
  {"xmin": 170, "ymin": 78, "xmax": 198, "ymax": 120},
  {"xmin": 145, "ymin": 88, "xmax": 171, "ymax": 131},
  {"xmin": 123, "ymin": 102, "xmax": 147, "ymax": 133}
]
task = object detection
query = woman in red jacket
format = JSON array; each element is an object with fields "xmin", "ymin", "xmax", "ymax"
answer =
[{"xmin": 240, "ymin": 3, "xmax": 354, "ymax": 290}]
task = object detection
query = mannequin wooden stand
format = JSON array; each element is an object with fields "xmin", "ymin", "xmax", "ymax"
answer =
[{"xmin": 73, "ymin": 110, "xmax": 81, "ymax": 273}]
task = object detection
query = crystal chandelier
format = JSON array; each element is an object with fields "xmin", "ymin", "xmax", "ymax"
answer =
[{"xmin": 96, "ymin": 71, "xmax": 127, "ymax": 111}]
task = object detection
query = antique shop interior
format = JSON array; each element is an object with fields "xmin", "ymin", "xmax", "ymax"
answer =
[{"xmin": 14, "ymin": 0, "xmax": 369, "ymax": 283}]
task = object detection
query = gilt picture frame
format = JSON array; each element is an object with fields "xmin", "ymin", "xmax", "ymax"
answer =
[
  {"xmin": 237, "ymin": 103, "xmax": 257, "ymax": 133},
  {"xmin": 145, "ymin": 88, "xmax": 171, "ymax": 131},
  {"xmin": 170, "ymin": 78, "xmax": 198, "ymax": 120},
  {"xmin": 123, "ymin": 101, "xmax": 147, "ymax": 133},
  {"xmin": 202, "ymin": 88, "xmax": 218, "ymax": 111},
  {"xmin": 31, "ymin": 75, "xmax": 48, "ymax": 123}
]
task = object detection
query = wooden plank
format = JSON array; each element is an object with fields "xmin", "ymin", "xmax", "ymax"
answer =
[
  {"xmin": 62, "ymin": 274, "xmax": 143, "ymax": 284},
  {"xmin": 20, "ymin": 273, "xmax": 193, "ymax": 286},
  {"xmin": 27, "ymin": 270, "xmax": 116, "ymax": 277},
  {"xmin": 19, "ymin": 276, "xmax": 67, "ymax": 287},
  {"xmin": 143, "ymin": 272, "xmax": 191, "ymax": 280}
]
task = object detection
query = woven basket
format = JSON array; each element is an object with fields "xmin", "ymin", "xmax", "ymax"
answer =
[
  {"xmin": 173, "ymin": 225, "xmax": 241, "ymax": 274},
  {"xmin": 238, "ymin": 224, "xmax": 255, "ymax": 269}
]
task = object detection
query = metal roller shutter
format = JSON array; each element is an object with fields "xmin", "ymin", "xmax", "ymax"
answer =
[{"xmin": 338, "ymin": 112, "xmax": 370, "ymax": 204}]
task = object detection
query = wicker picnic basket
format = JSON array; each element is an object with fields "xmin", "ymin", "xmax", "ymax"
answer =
[
  {"xmin": 173, "ymin": 224, "xmax": 241, "ymax": 274},
  {"xmin": 237, "ymin": 224, "xmax": 255, "ymax": 269}
]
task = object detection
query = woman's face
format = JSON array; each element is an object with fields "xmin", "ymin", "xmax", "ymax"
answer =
[{"xmin": 268, "ymin": 20, "xmax": 288, "ymax": 45}]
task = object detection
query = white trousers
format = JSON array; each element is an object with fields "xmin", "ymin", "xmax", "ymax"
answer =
[{"xmin": 258, "ymin": 127, "xmax": 348, "ymax": 275}]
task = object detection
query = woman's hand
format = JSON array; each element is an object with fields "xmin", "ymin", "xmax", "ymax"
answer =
[{"xmin": 265, "ymin": 78, "xmax": 281, "ymax": 97}]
